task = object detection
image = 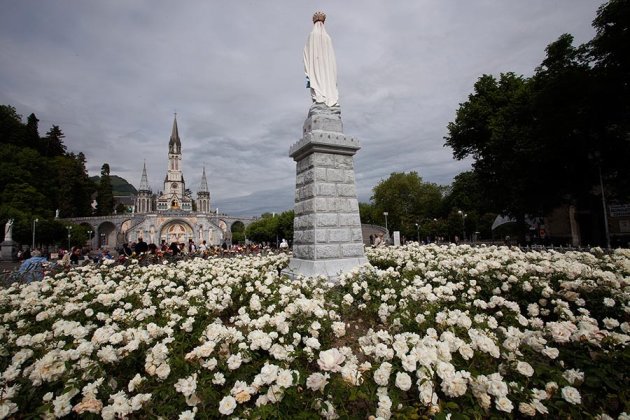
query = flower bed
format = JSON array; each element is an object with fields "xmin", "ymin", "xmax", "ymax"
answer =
[{"xmin": 0, "ymin": 245, "xmax": 628, "ymax": 418}]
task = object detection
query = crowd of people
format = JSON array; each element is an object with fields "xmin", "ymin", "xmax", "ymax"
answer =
[{"xmin": 9, "ymin": 237, "xmax": 292, "ymax": 284}]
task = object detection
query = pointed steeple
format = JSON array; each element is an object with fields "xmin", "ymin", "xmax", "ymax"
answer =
[
  {"xmin": 139, "ymin": 161, "xmax": 150, "ymax": 192},
  {"xmin": 169, "ymin": 113, "xmax": 181, "ymax": 154},
  {"xmin": 199, "ymin": 167, "xmax": 209, "ymax": 193}
]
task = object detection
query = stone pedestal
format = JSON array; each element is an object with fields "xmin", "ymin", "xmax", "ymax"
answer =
[
  {"xmin": 285, "ymin": 104, "xmax": 367, "ymax": 280},
  {"xmin": 1, "ymin": 241, "xmax": 18, "ymax": 261}
]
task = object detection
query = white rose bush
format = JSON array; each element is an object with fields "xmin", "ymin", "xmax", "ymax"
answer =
[{"xmin": 0, "ymin": 244, "xmax": 628, "ymax": 418}]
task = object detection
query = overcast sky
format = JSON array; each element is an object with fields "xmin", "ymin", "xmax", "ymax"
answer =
[{"xmin": 0, "ymin": 1, "xmax": 604, "ymax": 216}]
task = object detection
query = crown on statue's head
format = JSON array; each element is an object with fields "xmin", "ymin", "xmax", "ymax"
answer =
[{"xmin": 312, "ymin": 11, "xmax": 326, "ymax": 24}]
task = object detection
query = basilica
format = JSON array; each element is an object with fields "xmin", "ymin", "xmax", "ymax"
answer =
[
  {"xmin": 126, "ymin": 116, "xmax": 248, "ymax": 246},
  {"xmin": 65, "ymin": 116, "xmax": 251, "ymax": 249}
]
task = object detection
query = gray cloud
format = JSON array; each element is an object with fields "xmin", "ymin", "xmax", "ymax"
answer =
[{"xmin": 0, "ymin": 0, "xmax": 603, "ymax": 215}]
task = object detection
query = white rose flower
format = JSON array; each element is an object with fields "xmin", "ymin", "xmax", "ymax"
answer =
[
  {"xmin": 395, "ymin": 372, "xmax": 412, "ymax": 391},
  {"xmin": 306, "ymin": 372, "xmax": 329, "ymax": 392},
  {"xmin": 227, "ymin": 354, "xmax": 242, "ymax": 370},
  {"xmin": 516, "ymin": 361, "xmax": 534, "ymax": 377},
  {"xmin": 174, "ymin": 373, "xmax": 197, "ymax": 398},
  {"xmin": 317, "ymin": 348, "xmax": 345, "ymax": 372},
  {"xmin": 332, "ymin": 322, "xmax": 346, "ymax": 338},
  {"xmin": 562, "ymin": 369, "xmax": 584, "ymax": 385},
  {"xmin": 561, "ymin": 386, "xmax": 581, "ymax": 405},
  {"xmin": 602, "ymin": 318, "xmax": 619, "ymax": 330},
  {"xmin": 541, "ymin": 346, "xmax": 560, "ymax": 359},
  {"xmin": 212, "ymin": 373, "xmax": 226, "ymax": 385},
  {"xmin": 495, "ymin": 396, "xmax": 514, "ymax": 413},
  {"xmin": 603, "ymin": 298, "xmax": 615, "ymax": 307},
  {"xmin": 304, "ymin": 337, "xmax": 321, "ymax": 350},
  {"xmin": 519, "ymin": 402, "xmax": 536, "ymax": 416},
  {"xmin": 458, "ymin": 344, "xmax": 474, "ymax": 360},
  {"xmin": 259, "ymin": 364, "xmax": 280, "ymax": 385},
  {"xmin": 218, "ymin": 395, "xmax": 237, "ymax": 415},
  {"xmin": 276, "ymin": 369, "xmax": 294, "ymax": 388},
  {"xmin": 373, "ymin": 362, "xmax": 392, "ymax": 387}
]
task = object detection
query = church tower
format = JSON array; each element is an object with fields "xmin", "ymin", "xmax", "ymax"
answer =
[
  {"xmin": 156, "ymin": 115, "xmax": 192, "ymax": 211},
  {"xmin": 135, "ymin": 162, "xmax": 152, "ymax": 214},
  {"xmin": 197, "ymin": 167, "xmax": 211, "ymax": 213}
]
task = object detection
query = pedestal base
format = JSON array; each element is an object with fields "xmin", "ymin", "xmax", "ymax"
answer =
[
  {"xmin": 283, "ymin": 257, "xmax": 368, "ymax": 282},
  {"xmin": 1, "ymin": 241, "xmax": 18, "ymax": 261}
]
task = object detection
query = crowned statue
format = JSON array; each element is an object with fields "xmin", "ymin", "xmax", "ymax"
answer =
[{"xmin": 303, "ymin": 12, "xmax": 339, "ymax": 108}]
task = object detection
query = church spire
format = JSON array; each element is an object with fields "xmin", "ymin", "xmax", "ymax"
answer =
[
  {"xmin": 199, "ymin": 167, "xmax": 209, "ymax": 192},
  {"xmin": 169, "ymin": 113, "xmax": 181, "ymax": 154},
  {"xmin": 139, "ymin": 161, "xmax": 150, "ymax": 192},
  {"xmin": 197, "ymin": 166, "xmax": 210, "ymax": 213}
]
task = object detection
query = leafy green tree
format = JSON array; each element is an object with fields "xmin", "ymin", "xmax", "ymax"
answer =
[
  {"xmin": 370, "ymin": 172, "xmax": 443, "ymax": 238},
  {"xmin": 588, "ymin": 0, "xmax": 630, "ymax": 200},
  {"xmin": 245, "ymin": 210, "xmax": 294, "ymax": 245},
  {"xmin": 359, "ymin": 202, "xmax": 379, "ymax": 225},
  {"xmin": 445, "ymin": 2, "xmax": 630, "ymax": 246},
  {"xmin": 276, "ymin": 210, "xmax": 294, "ymax": 243},
  {"xmin": 55, "ymin": 153, "xmax": 96, "ymax": 217},
  {"xmin": 0, "ymin": 105, "xmax": 25, "ymax": 146},
  {"xmin": 442, "ymin": 171, "xmax": 497, "ymax": 239},
  {"xmin": 96, "ymin": 164, "xmax": 114, "ymax": 216},
  {"xmin": 231, "ymin": 221, "xmax": 246, "ymax": 244},
  {"xmin": 445, "ymin": 73, "xmax": 536, "ymax": 221}
]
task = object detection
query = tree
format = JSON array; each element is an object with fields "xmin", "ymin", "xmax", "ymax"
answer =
[
  {"xmin": 445, "ymin": 73, "xmax": 536, "ymax": 221},
  {"xmin": 245, "ymin": 210, "xmax": 294, "ymax": 245},
  {"xmin": 445, "ymin": 2, "xmax": 630, "ymax": 246},
  {"xmin": 370, "ymin": 172, "xmax": 443, "ymax": 238},
  {"xmin": 43, "ymin": 125, "xmax": 67, "ymax": 157},
  {"xmin": 588, "ymin": 0, "xmax": 630, "ymax": 200},
  {"xmin": 96, "ymin": 164, "xmax": 114, "ymax": 216},
  {"xmin": 442, "ymin": 171, "xmax": 497, "ymax": 240},
  {"xmin": 359, "ymin": 202, "xmax": 379, "ymax": 225},
  {"xmin": 25, "ymin": 113, "xmax": 40, "ymax": 149},
  {"xmin": 231, "ymin": 221, "xmax": 246, "ymax": 244}
]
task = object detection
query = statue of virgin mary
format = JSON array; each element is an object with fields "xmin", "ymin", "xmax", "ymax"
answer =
[{"xmin": 303, "ymin": 12, "xmax": 339, "ymax": 108}]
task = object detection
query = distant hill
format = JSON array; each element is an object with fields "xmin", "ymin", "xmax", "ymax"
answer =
[{"xmin": 90, "ymin": 175, "xmax": 137, "ymax": 196}]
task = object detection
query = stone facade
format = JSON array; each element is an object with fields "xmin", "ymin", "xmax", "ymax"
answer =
[
  {"xmin": 61, "ymin": 115, "xmax": 252, "ymax": 249},
  {"xmin": 286, "ymin": 105, "xmax": 367, "ymax": 279}
]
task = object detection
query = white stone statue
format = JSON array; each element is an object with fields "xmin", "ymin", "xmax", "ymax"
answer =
[
  {"xmin": 4, "ymin": 219, "xmax": 14, "ymax": 242},
  {"xmin": 304, "ymin": 11, "xmax": 339, "ymax": 107}
]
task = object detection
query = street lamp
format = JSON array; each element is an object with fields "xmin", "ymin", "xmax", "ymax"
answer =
[
  {"xmin": 383, "ymin": 212, "xmax": 389, "ymax": 232},
  {"xmin": 32, "ymin": 218, "xmax": 38, "ymax": 249},
  {"xmin": 100, "ymin": 233, "xmax": 106, "ymax": 247},
  {"xmin": 415, "ymin": 223, "xmax": 420, "ymax": 243},
  {"xmin": 87, "ymin": 230, "xmax": 93, "ymax": 249},
  {"xmin": 66, "ymin": 225, "xmax": 73, "ymax": 249},
  {"xmin": 589, "ymin": 151, "xmax": 611, "ymax": 249},
  {"xmin": 457, "ymin": 210, "xmax": 467, "ymax": 242}
]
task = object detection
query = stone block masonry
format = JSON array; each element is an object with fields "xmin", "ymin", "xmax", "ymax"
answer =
[{"xmin": 285, "ymin": 105, "xmax": 367, "ymax": 280}]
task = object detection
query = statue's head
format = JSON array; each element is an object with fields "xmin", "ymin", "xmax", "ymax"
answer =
[{"xmin": 312, "ymin": 11, "xmax": 326, "ymax": 24}]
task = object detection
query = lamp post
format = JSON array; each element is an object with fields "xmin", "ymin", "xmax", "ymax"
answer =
[
  {"xmin": 66, "ymin": 225, "xmax": 72, "ymax": 249},
  {"xmin": 415, "ymin": 223, "xmax": 420, "ymax": 243},
  {"xmin": 589, "ymin": 151, "xmax": 611, "ymax": 249},
  {"xmin": 100, "ymin": 233, "xmax": 105, "ymax": 247},
  {"xmin": 87, "ymin": 230, "xmax": 93, "ymax": 249},
  {"xmin": 383, "ymin": 212, "xmax": 389, "ymax": 232},
  {"xmin": 420, "ymin": 218, "xmax": 438, "ymax": 243},
  {"xmin": 598, "ymin": 164, "xmax": 611, "ymax": 249},
  {"xmin": 32, "ymin": 218, "xmax": 38, "ymax": 249},
  {"xmin": 457, "ymin": 210, "xmax": 467, "ymax": 242}
]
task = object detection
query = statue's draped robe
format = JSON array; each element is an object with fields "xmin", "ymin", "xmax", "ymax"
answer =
[{"xmin": 303, "ymin": 21, "xmax": 339, "ymax": 107}]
